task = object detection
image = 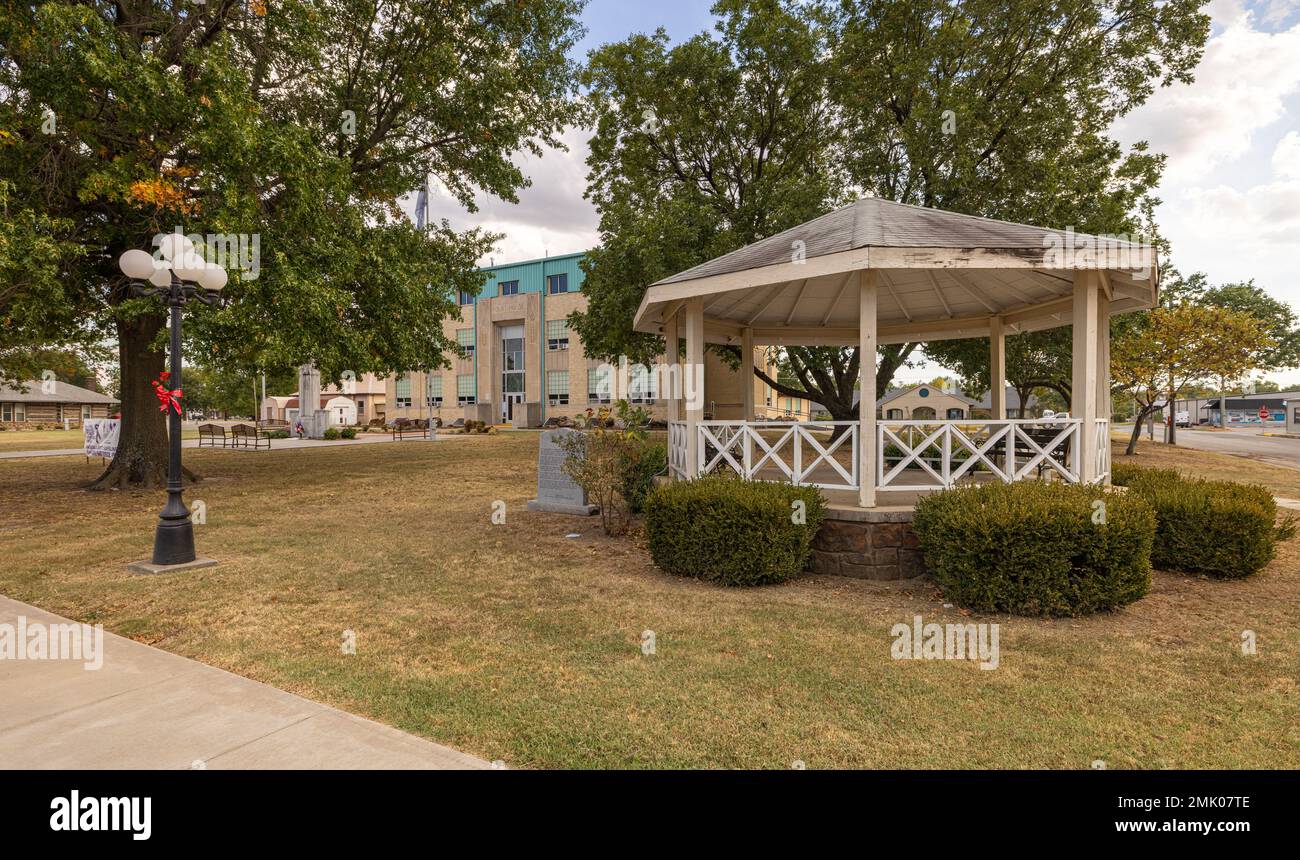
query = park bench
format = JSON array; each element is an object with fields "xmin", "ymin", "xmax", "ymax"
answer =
[
  {"xmin": 257, "ymin": 418, "xmax": 289, "ymax": 432},
  {"xmin": 198, "ymin": 423, "xmax": 228, "ymax": 448},
  {"xmin": 390, "ymin": 418, "xmax": 428, "ymax": 440},
  {"xmin": 987, "ymin": 424, "xmax": 1072, "ymax": 477},
  {"xmin": 229, "ymin": 422, "xmax": 272, "ymax": 450}
]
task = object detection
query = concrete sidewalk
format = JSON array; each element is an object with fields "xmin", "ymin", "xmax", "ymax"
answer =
[{"xmin": 0, "ymin": 596, "xmax": 488, "ymax": 769}]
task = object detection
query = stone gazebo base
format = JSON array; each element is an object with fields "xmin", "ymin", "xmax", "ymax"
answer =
[{"xmin": 810, "ymin": 507, "xmax": 924, "ymax": 581}]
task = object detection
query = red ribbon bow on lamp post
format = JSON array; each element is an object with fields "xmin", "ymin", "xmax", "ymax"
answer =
[{"xmin": 152, "ymin": 372, "xmax": 184, "ymax": 415}]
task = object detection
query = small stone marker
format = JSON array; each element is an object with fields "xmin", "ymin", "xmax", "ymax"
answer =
[{"xmin": 527, "ymin": 428, "xmax": 598, "ymax": 516}]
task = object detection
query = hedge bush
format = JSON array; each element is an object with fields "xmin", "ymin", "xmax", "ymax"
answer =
[
  {"xmin": 1111, "ymin": 462, "xmax": 1181, "ymax": 487},
  {"xmin": 620, "ymin": 440, "xmax": 667, "ymax": 514},
  {"xmin": 1113, "ymin": 464, "xmax": 1291, "ymax": 578},
  {"xmin": 913, "ymin": 481, "xmax": 1155, "ymax": 616},
  {"xmin": 643, "ymin": 476, "xmax": 826, "ymax": 586},
  {"xmin": 341, "ymin": 427, "xmax": 358, "ymax": 439},
  {"xmin": 322, "ymin": 427, "xmax": 341, "ymax": 440}
]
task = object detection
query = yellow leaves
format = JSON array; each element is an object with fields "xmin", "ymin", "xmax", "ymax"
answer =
[
  {"xmin": 251, "ymin": 0, "xmax": 267, "ymax": 16},
  {"xmin": 126, "ymin": 178, "xmax": 200, "ymax": 216},
  {"xmin": 0, "ymin": 129, "xmax": 14, "ymax": 145},
  {"xmin": 1113, "ymin": 303, "xmax": 1274, "ymax": 396}
]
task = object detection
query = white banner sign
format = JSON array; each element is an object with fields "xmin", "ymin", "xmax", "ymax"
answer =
[{"xmin": 83, "ymin": 419, "xmax": 120, "ymax": 458}]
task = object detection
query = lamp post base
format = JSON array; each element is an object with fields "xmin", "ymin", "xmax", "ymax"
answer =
[
  {"xmin": 127, "ymin": 556, "xmax": 219, "ymax": 576},
  {"xmin": 151, "ymin": 515, "xmax": 197, "ymax": 566}
]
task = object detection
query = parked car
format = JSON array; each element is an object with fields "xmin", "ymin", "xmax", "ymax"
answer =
[{"xmin": 1175, "ymin": 411, "xmax": 1191, "ymax": 427}]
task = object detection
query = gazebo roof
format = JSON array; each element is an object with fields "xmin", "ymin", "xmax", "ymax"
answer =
[{"xmin": 633, "ymin": 197, "xmax": 1159, "ymax": 346}]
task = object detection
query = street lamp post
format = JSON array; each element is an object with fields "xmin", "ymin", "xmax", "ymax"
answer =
[{"xmin": 119, "ymin": 235, "xmax": 227, "ymax": 569}]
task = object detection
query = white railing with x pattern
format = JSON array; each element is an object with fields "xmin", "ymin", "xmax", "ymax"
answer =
[
  {"xmin": 694, "ymin": 421, "xmax": 860, "ymax": 491},
  {"xmin": 878, "ymin": 418, "xmax": 1083, "ymax": 491},
  {"xmin": 1094, "ymin": 418, "xmax": 1112, "ymax": 483},
  {"xmin": 667, "ymin": 421, "xmax": 689, "ymax": 478},
  {"xmin": 666, "ymin": 418, "xmax": 1108, "ymax": 493}
]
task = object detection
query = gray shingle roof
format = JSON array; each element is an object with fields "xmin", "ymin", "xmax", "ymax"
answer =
[
  {"xmin": 0, "ymin": 380, "xmax": 118, "ymax": 404},
  {"xmin": 653, "ymin": 197, "xmax": 1140, "ymax": 286},
  {"xmin": 973, "ymin": 386, "xmax": 1038, "ymax": 411}
]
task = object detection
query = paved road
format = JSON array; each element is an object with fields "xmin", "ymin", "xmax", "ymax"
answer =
[
  {"xmin": 1117, "ymin": 424, "xmax": 1300, "ymax": 471},
  {"xmin": 0, "ymin": 596, "xmax": 488, "ymax": 769}
]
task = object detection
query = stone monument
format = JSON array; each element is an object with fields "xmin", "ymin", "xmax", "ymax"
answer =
[
  {"xmin": 526, "ymin": 428, "xmax": 598, "ymax": 516},
  {"xmin": 295, "ymin": 363, "xmax": 330, "ymax": 439}
]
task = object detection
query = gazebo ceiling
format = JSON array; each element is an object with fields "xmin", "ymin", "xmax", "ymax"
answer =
[{"xmin": 633, "ymin": 198, "xmax": 1159, "ymax": 346}]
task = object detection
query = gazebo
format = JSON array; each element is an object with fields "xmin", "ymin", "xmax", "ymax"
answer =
[{"xmin": 632, "ymin": 198, "xmax": 1158, "ymax": 508}]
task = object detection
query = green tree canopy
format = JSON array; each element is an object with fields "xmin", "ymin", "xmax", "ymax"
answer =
[
  {"xmin": 924, "ymin": 327, "xmax": 1074, "ymax": 414},
  {"xmin": 1177, "ymin": 273, "xmax": 1300, "ymax": 371},
  {"xmin": 573, "ymin": 0, "xmax": 842, "ymax": 363},
  {"xmin": 1112, "ymin": 303, "xmax": 1271, "ymax": 454},
  {"xmin": 573, "ymin": 0, "xmax": 1210, "ymax": 424},
  {"xmin": 1, "ymin": 0, "xmax": 584, "ymax": 485}
]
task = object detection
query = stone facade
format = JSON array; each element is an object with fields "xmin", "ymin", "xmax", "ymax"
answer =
[{"xmin": 809, "ymin": 510, "xmax": 926, "ymax": 581}]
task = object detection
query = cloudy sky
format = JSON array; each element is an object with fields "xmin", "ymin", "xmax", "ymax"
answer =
[{"xmin": 418, "ymin": 0, "xmax": 1300, "ymax": 385}]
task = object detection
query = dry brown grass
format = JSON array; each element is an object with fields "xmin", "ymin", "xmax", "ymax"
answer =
[
  {"xmin": 1114, "ymin": 435, "xmax": 1300, "ymax": 498},
  {"xmin": 0, "ymin": 428, "xmax": 87, "ymax": 451},
  {"xmin": 1, "ymin": 434, "xmax": 1297, "ymax": 768}
]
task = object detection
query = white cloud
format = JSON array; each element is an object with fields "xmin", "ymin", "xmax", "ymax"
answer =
[
  {"xmin": 406, "ymin": 126, "xmax": 599, "ymax": 264},
  {"xmin": 1114, "ymin": 2, "xmax": 1300, "ymax": 182},
  {"xmin": 1272, "ymin": 129, "xmax": 1300, "ymax": 177},
  {"xmin": 1109, "ymin": 0, "xmax": 1300, "ymax": 353},
  {"xmin": 1178, "ymin": 178, "xmax": 1300, "ymax": 246}
]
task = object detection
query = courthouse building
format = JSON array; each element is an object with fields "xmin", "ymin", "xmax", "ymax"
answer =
[{"xmin": 384, "ymin": 251, "xmax": 809, "ymax": 426}]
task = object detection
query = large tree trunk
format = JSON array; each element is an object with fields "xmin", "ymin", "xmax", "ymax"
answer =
[
  {"xmin": 1125, "ymin": 406, "xmax": 1154, "ymax": 456},
  {"xmin": 89, "ymin": 311, "xmax": 171, "ymax": 489}
]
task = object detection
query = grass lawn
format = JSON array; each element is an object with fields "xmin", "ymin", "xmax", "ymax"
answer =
[
  {"xmin": 0, "ymin": 428, "xmax": 89, "ymax": 451},
  {"xmin": 2, "ymin": 435, "xmax": 1298, "ymax": 768},
  {"xmin": 0, "ymin": 427, "xmax": 202, "ymax": 452},
  {"xmin": 1113, "ymin": 433, "xmax": 1300, "ymax": 498}
]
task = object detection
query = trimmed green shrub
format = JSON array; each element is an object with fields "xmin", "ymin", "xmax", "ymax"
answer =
[
  {"xmin": 1111, "ymin": 462, "xmax": 1181, "ymax": 487},
  {"xmin": 341, "ymin": 427, "xmax": 358, "ymax": 439},
  {"xmin": 913, "ymin": 481, "xmax": 1155, "ymax": 616},
  {"xmin": 620, "ymin": 440, "xmax": 667, "ymax": 514},
  {"xmin": 643, "ymin": 476, "xmax": 826, "ymax": 586},
  {"xmin": 265, "ymin": 429, "xmax": 290, "ymax": 439},
  {"xmin": 322, "ymin": 427, "xmax": 342, "ymax": 440},
  {"xmin": 1115, "ymin": 466, "xmax": 1292, "ymax": 578}
]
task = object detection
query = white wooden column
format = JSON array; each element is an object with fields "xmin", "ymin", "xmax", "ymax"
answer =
[
  {"xmin": 989, "ymin": 315, "xmax": 1006, "ymax": 420},
  {"xmin": 1095, "ymin": 284, "xmax": 1112, "ymax": 484},
  {"xmin": 741, "ymin": 326, "xmax": 755, "ymax": 421},
  {"xmin": 859, "ymin": 271, "xmax": 878, "ymax": 508},
  {"xmin": 1071, "ymin": 271, "xmax": 1100, "ymax": 484},
  {"xmin": 663, "ymin": 310, "xmax": 680, "ymax": 423},
  {"xmin": 684, "ymin": 296, "xmax": 704, "ymax": 478}
]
